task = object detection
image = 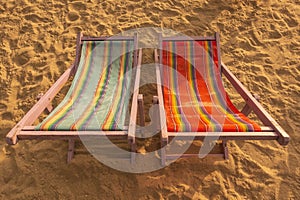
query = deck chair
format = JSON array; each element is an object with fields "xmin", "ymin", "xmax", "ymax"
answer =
[
  {"xmin": 6, "ymin": 33, "xmax": 142, "ymax": 163},
  {"xmin": 155, "ymin": 33, "xmax": 289, "ymax": 165}
]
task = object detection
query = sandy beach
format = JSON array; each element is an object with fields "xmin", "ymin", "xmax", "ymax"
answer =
[{"xmin": 0, "ymin": 0, "xmax": 299, "ymax": 199}]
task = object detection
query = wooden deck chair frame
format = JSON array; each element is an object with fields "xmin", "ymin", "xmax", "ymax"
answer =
[
  {"xmin": 6, "ymin": 32, "xmax": 143, "ymax": 163},
  {"xmin": 155, "ymin": 33, "xmax": 290, "ymax": 166}
]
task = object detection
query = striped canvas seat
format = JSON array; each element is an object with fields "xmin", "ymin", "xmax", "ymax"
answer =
[
  {"xmin": 161, "ymin": 40, "xmax": 261, "ymax": 132},
  {"xmin": 36, "ymin": 40, "xmax": 134, "ymax": 131}
]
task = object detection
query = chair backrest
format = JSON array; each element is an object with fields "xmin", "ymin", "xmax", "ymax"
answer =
[
  {"xmin": 36, "ymin": 35, "xmax": 137, "ymax": 131},
  {"xmin": 158, "ymin": 33, "xmax": 261, "ymax": 132}
]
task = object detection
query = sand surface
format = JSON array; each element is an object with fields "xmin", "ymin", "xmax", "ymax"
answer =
[{"xmin": 0, "ymin": 0, "xmax": 299, "ymax": 199}]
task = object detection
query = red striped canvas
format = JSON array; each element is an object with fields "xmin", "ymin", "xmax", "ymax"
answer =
[{"xmin": 162, "ymin": 40, "xmax": 261, "ymax": 132}]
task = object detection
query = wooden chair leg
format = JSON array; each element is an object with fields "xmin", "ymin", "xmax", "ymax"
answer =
[
  {"xmin": 152, "ymin": 96, "xmax": 160, "ymax": 132},
  {"xmin": 130, "ymin": 139, "xmax": 136, "ymax": 164},
  {"xmin": 161, "ymin": 139, "xmax": 167, "ymax": 166},
  {"xmin": 222, "ymin": 140, "xmax": 229, "ymax": 160},
  {"xmin": 138, "ymin": 94, "xmax": 145, "ymax": 127},
  {"xmin": 67, "ymin": 139, "xmax": 75, "ymax": 163}
]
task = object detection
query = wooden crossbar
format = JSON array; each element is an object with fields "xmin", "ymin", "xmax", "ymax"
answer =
[
  {"xmin": 162, "ymin": 36, "xmax": 216, "ymax": 41},
  {"xmin": 166, "ymin": 154, "xmax": 224, "ymax": 160},
  {"xmin": 166, "ymin": 132, "xmax": 278, "ymax": 140},
  {"xmin": 17, "ymin": 131, "xmax": 128, "ymax": 140},
  {"xmin": 81, "ymin": 36, "xmax": 135, "ymax": 41}
]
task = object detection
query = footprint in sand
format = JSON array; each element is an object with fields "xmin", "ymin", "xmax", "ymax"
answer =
[
  {"xmin": 278, "ymin": 7, "xmax": 299, "ymax": 28},
  {"xmin": 13, "ymin": 48, "xmax": 35, "ymax": 67},
  {"xmin": 96, "ymin": 24, "xmax": 107, "ymax": 33},
  {"xmin": 0, "ymin": 146, "xmax": 19, "ymax": 184},
  {"xmin": 33, "ymin": 41, "xmax": 45, "ymax": 53},
  {"xmin": 67, "ymin": 12, "xmax": 80, "ymax": 22},
  {"xmin": 161, "ymin": 9, "xmax": 180, "ymax": 18},
  {"xmin": 1, "ymin": 112, "xmax": 14, "ymax": 121},
  {"xmin": 13, "ymin": 53, "xmax": 30, "ymax": 66},
  {"xmin": 69, "ymin": 1, "xmax": 87, "ymax": 11},
  {"xmin": 66, "ymin": 1, "xmax": 89, "ymax": 23},
  {"xmin": 24, "ymin": 13, "xmax": 47, "ymax": 23},
  {"xmin": 0, "ymin": 104, "xmax": 7, "ymax": 118}
]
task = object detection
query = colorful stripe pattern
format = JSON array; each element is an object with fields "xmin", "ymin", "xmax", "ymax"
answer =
[
  {"xmin": 36, "ymin": 40, "xmax": 134, "ymax": 131},
  {"xmin": 162, "ymin": 40, "xmax": 261, "ymax": 132}
]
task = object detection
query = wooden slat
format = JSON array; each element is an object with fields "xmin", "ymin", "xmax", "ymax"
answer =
[
  {"xmin": 215, "ymin": 32, "xmax": 222, "ymax": 74},
  {"xmin": 22, "ymin": 126, "xmax": 129, "ymax": 131},
  {"xmin": 138, "ymin": 94, "xmax": 145, "ymax": 126},
  {"xmin": 128, "ymin": 48, "xmax": 142, "ymax": 141},
  {"xmin": 155, "ymin": 47, "xmax": 168, "ymax": 141},
  {"xmin": 162, "ymin": 36, "xmax": 216, "ymax": 41},
  {"xmin": 152, "ymin": 96, "xmax": 160, "ymax": 132},
  {"xmin": 67, "ymin": 139, "xmax": 75, "ymax": 163},
  {"xmin": 22, "ymin": 126, "xmax": 37, "ymax": 130},
  {"xmin": 6, "ymin": 66, "xmax": 75, "ymax": 145},
  {"xmin": 241, "ymin": 104, "xmax": 253, "ymax": 116},
  {"xmin": 241, "ymin": 93, "xmax": 260, "ymax": 116},
  {"xmin": 157, "ymin": 37, "xmax": 167, "ymax": 168},
  {"xmin": 19, "ymin": 130, "xmax": 127, "ymax": 136},
  {"xmin": 222, "ymin": 140, "xmax": 229, "ymax": 160},
  {"xmin": 133, "ymin": 33, "xmax": 138, "ymax": 68},
  {"xmin": 167, "ymin": 131, "xmax": 278, "ymax": 141},
  {"xmin": 221, "ymin": 62, "xmax": 290, "ymax": 145},
  {"xmin": 166, "ymin": 153, "xmax": 224, "ymax": 160},
  {"xmin": 261, "ymin": 126, "xmax": 274, "ymax": 131},
  {"xmin": 74, "ymin": 32, "xmax": 83, "ymax": 73},
  {"xmin": 17, "ymin": 130, "xmax": 128, "ymax": 141},
  {"xmin": 81, "ymin": 36, "xmax": 134, "ymax": 41}
]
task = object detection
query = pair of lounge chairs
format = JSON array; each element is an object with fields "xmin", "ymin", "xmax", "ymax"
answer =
[{"xmin": 6, "ymin": 32, "xmax": 289, "ymax": 165}]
